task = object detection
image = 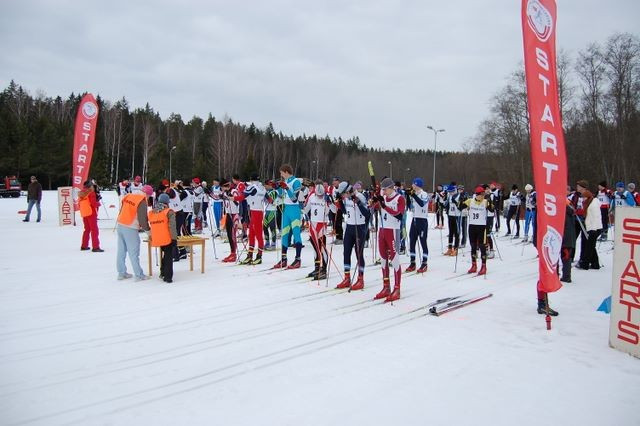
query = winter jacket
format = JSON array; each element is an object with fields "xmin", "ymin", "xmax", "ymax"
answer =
[
  {"xmin": 585, "ymin": 193, "xmax": 603, "ymax": 232},
  {"xmin": 27, "ymin": 181, "xmax": 42, "ymax": 201}
]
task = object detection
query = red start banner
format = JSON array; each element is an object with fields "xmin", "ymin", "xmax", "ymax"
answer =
[
  {"xmin": 521, "ymin": 0, "xmax": 567, "ymax": 294},
  {"xmin": 72, "ymin": 94, "xmax": 99, "ymax": 210}
]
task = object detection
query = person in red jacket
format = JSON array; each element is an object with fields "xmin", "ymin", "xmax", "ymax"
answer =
[{"xmin": 78, "ymin": 180, "xmax": 103, "ymax": 252}]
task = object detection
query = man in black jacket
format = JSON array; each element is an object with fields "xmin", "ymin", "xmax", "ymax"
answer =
[{"xmin": 23, "ymin": 176, "xmax": 42, "ymax": 222}]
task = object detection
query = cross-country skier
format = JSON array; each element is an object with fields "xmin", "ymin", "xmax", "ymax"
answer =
[
  {"xmin": 130, "ymin": 176, "xmax": 144, "ymax": 195},
  {"xmin": 273, "ymin": 164, "xmax": 303, "ymax": 269},
  {"xmin": 483, "ymin": 185, "xmax": 496, "ymax": 258},
  {"xmin": 523, "ymin": 184, "xmax": 536, "ymax": 243},
  {"xmin": 406, "ymin": 177, "xmax": 430, "ymax": 273},
  {"xmin": 221, "ymin": 179, "xmax": 240, "ymax": 263},
  {"xmin": 373, "ymin": 177, "xmax": 406, "ymax": 302},
  {"xmin": 192, "ymin": 177, "xmax": 204, "ymax": 233},
  {"xmin": 302, "ymin": 180, "xmax": 336, "ymax": 280},
  {"xmin": 457, "ymin": 184, "xmax": 469, "ymax": 248},
  {"xmin": 461, "ymin": 186, "xmax": 494, "ymax": 275},
  {"xmin": 239, "ymin": 173, "xmax": 267, "ymax": 265},
  {"xmin": 210, "ymin": 179, "xmax": 224, "ymax": 236},
  {"xmin": 505, "ymin": 184, "xmax": 523, "ymax": 238},
  {"xmin": 596, "ymin": 181, "xmax": 612, "ymax": 241},
  {"xmin": 433, "ymin": 184, "xmax": 446, "ymax": 229},
  {"xmin": 490, "ymin": 182, "xmax": 504, "ymax": 232},
  {"xmin": 610, "ymin": 181, "xmax": 636, "ymax": 223},
  {"xmin": 444, "ymin": 183, "xmax": 461, "ymax": 256},
  {"xmin": 263, "ymin": 180, "xmax": 278, "ymax": 250},
  {"xmin": 334, "ymin": 181, "xmax": 370, "ymax": 290}
]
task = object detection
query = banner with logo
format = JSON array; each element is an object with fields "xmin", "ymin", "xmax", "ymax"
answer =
[
  {"xmin": 72, "ymin": 94, "xmax": 99, "ymax": 210},
  {"xmin": 57, "ymin": 186, "xmax": 74, "ymax": 226},
  {"xmin": 610, "ymin": 208, "xmax": 640, "ymax": 358},
  {"xmin": 521, "ymin": 0, "xmax": 567, "ymax": 294}
]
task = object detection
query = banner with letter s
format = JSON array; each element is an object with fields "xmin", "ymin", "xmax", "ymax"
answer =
[
  {"xmin": 521, "ymin": 0, "xmax": 567, "ymax": 294},
  {"xmin": 71, "ymin": 94, "xmax": 99, "ymax": 210}
]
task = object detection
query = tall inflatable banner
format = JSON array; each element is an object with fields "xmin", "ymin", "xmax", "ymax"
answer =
[
  {"xmin": 521, "ymin": 0, "xmax": 567, "ymax": 294},
  {"xmin": 72, "ymin": 94, "xmax": 99, "ymax": 210}
]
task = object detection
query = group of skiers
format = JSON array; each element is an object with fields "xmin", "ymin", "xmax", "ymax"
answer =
[{"xmin": 107, "ymin": 169, "xmax": 639, "ymax": 313}]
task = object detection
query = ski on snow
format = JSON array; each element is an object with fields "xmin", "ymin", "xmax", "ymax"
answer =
[{"xmin": 427, "ymin": 293, "xmax": 493, "ymax": 316}]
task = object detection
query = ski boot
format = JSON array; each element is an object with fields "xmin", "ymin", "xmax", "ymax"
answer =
[
  {"xmin": 287, "ymin": 259, "xmax": 301, "ymax": 269},
  {"xmin": 350, "ymin": 275, "xmax": 365, "ymax": 291},
  {"xmin": 374, "ymin": 284, "xmax": 391, "ymax": 300},
  {"xmin": 251, "ymin": 255, "xmax": 263, "ymax": 265},
  {"xmin": 477, "ymin": 263, "xmax": 487, "ymax": 275},
  {"xmin": 307, "ymin": 268, "xmax": 319, "ymax": 279},
  {"xmin": 336, "ymin": 273, "xmax": 351, "ymax": 289},
  {"xmin": 315, "ymin": 268, "xmax": 327, "ymax": 280},
  {"xmin": 239, "ymin": 254, "xmax": 253, "ymax": 265},
  {"xmin": 467, "ymin": 262, "xmax": 477, "ymax": 274},
  {"xmin": 450, "ymin": 248, "xmax": 458, "ymax": 257},
  {"xmin": 522, "ymin": 236, "xmax": 529, "ymax": 243},
  {"xmin": 405, "ymin": 262, "xmax": 416, "ymax": 273},
  {"xmin": 443, "ymin": 247, "xmax": 453, "ymax": 256},
  {"xmin": 385, "ymin": 286, "xmax": 401, "ymax": 303},
  {"xmin": 487, "ymin": 250, "xmax": 495, "ymax": 259},
  {"xmin": 417, "ymin": 262, "xmax": 428, "ymax": 273},
  {"xmin": 272, "ymin": 258, "xmax": 287, "ymax": 269},
  {"xmin": 222, "ymin": 252, "xmax": 237, "ymax": 263},
  {"xmin": 537, "ymin": 299, "xmax": 559, "ymax": 316}
]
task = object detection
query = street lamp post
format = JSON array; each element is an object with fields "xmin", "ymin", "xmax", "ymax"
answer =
[
  {"xmin": 169, "ymin": 146, "xmax": 177, "ymax": 183},
  {"xmin": 427, "ymin": 125, "xmax": 445, "ymax": 193},
  {"xmin": 405, "ymin": 168, "xmax": 411, "ymax": 184},
  {"xmin": 388, "ymin": 161, "xmax": 392, "ymax": 180}
]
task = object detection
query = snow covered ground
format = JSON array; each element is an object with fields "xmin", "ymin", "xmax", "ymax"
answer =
[{"xmin": 0, "ymin": 190, "xmax": 638, "ymax": 426}]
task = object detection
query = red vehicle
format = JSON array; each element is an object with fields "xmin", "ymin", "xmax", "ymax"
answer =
[{"xmin": 0, "ymin": 176, "xmax": 22, "ymax": 198}]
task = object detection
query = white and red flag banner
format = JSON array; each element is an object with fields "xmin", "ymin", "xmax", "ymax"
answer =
[
  {"xmin": 521, "ymin": 0, "xmax": 567, "ymax": 294},
  {"xmin": 71, "ymin": 93, "xmax": 99, "ymax": 210}
]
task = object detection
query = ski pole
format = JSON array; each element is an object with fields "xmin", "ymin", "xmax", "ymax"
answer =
[
  {"xmin": 491, "ymin": 231, "xmax": 503, "ymax": 261},
  {"xmin": 208, "ymin": 204, "xmax": 218, "ymax": 259}
]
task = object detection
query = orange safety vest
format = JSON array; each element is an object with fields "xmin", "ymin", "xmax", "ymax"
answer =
[
  {"xmin": 148, "ymin": 208, "xmax": 172, "ymax": 247},
  {"xmin": 117, "ymin": 194, "xmax": 146, "ymax": 226},
  {"xmin": 79, "ymin": 196, "xmax": 93, "ymax": 218}
]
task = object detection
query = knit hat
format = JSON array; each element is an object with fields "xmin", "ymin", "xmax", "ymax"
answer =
[
  {"xmin": 474, "ymin": 186, "xmax": 484, "ymax": 195},
  {"xmin": 511, "ymin": 184, "xmax": 518, "ymax": 190},
  {"xmin": 250, "ymin": 172, "xmax": 259, "ymax": 181},
  {"xmin": 616, "ymin": 181, "xmax": 625, "ymax": 188},
  {"xmin": 598, "ymin": 181, "xmax": 607, "ymax": 188},
  {"xmin": 337, "ymin": 181, "xmax": 352, "ymax": 194},
  {"xmin": 161, "ymin": 179, "xmax": 169, "ymax": 186},
  {"xmin": 380, "ymin": 177, "xmax": 394, "ymax": 189},
  {"xmin": 525, "ymin": 184, "xmax": 533, "ymax": 191},
  {"xmin": 83, "ymin": 180, "xmax": 93, "ymax": 188},
  {"xmin": 576, "ymin": 180, "xmax": 589, "ymax": 189},
  {"xmin": 412, "ymin": 177, "xmax": 424, "ymax": 188},
  {"xmin": 353, "ymin": 181, "xmax": 363, "ymax": 190},
  {"xmin": 446, "ymin": 184, "xmax": 457, "ymax": 192},
  {"xmin": 192, "ymin": 177, "xmax": 201, "ymax": 184},
  {"xmin": 629, "ymin": 183, "xmax": 636, "ymax": 191},
  {"xmin": 157, "ymin": 193, "xmax": 170, "ymax": 205},
  {"xmin": 141, "ymin": 185, "xmax": 154, "ymax": 196}
]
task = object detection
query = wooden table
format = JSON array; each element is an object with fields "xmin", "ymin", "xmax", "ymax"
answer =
[{"xmin": 145, "ymin": 236, "xmax": 208, "ymax": 276}]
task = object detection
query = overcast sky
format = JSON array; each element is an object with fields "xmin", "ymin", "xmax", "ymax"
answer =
[{"xmin": 1, "ymin": 0, "xmax": 638, "ymax": 151}]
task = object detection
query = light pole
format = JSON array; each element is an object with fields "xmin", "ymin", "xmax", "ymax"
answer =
[
  {"xmin": 169, "ymin": 146, "xmax": 177, "ymax": 183},
  {"xmin": 311, "ymin": 160, "xmax": 317, "ymax": 180},
  {"xmin": 388, "ymin": 161, "xmax": 392, "ymax": 180},
  {"xmin": 427, "ymin": 125, "xmax": 445, "ymax": 193},
  {"xmin": 405, "ymin": 168, "xmax": 411, "ymax": 184}
]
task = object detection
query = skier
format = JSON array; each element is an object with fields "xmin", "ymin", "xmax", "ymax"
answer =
[
  {"xmin": 168, "ymin": 180, "xmax": 187, "ymax": 261},
  {"xmin": 201, "ymin": 180, "xmax": 210, "ymax": 229},
  {"xmin": 610, "ymin": 182, "xmax": 636, "ymax": 224},
  {"xmin": 117, "ymin": 179, "xmax": 130, "ymax": 201},
  {"xmin": 239, "ymin": 173, "xmax": 267, "ymax": 265},
  {"xmin": 263, "ymin": 180, "xmax": 278, "ymax": 250},
  {"xmin": 221, "ymin": 179, "xmax": 240, "ymax": 263},
  {"xmin": 210, "ymin": 179, "xmax": 224, "ymax": 236},
  {"xmin": 457, "ymin": 184, "xmax": 469, "ymax": 248},
  {"xmin": 232, "ymin": 174, "xmax": 249, "ymax": 241},
  {"xmin": 328, "ymin": 177, "xmax": 344, "ymax": 244},
  {"xmin": 433, "ymin": 184, "xmax": 446, "ymax": 229},
  {"xmin": 192, "ymin": 178, "xmax": 204, "ymax": 233},
  {"xmin": 629, "ymin": 183, "xmax": 640, "ymax": 206},
  {"xmin": 483, "ymin": 185, "xmax": 496, "ymax": 258},
  {"xmin": 523, "ymin": 184, "xmax": 536, "ymax": 243},
  {"xmin": 443, "ymin": 184, "xmax": 461, "ymax": 256},
  {"xmin": 490, "ymin": 182, "xmax": 504, "ymax": 233},
  {"xmin": 130, "ymin": 176, "xmax": 144, "ymax": 195},
  {"xmin": 334, "ymin": 181, "xmax": 370, "ymax": 290},
  {"xmin": 461, "ymin": 186, "xmax": 493, "ymax": 275},
  {"xmin": 181, "ymin": 181, "xmax": 194, "ymax": 236},
  {"xmin": 273, "ymin": 164, "xmax": 303, "ymax": 269},
  {"xmin": 302, "ymin": 180, "xmax": 336, "ymax": 280},
  {"xmin": 596, "ymin": 181, "xmax": 612, "ymax": 241},
  {"xmin": 148, "ymin": 193, "xmax": 177, "ymax": 283},
  {"xmin": 78, "ymin": 180, "xmax": 102, "ymax": 252},
  {"xmin": 560, "ymin": 197, "xmax": 576, "ymax": 283},
  {"xmin": 373, "ymin": 177, "xmax": 406, "ymax": 302},
  {"xmin": 505, "ymin": 184, "xmax": 523, "ymax": 238},
  {"xmin": 406, "ymin": 177, "xmax": 430, "ymax": 273}
]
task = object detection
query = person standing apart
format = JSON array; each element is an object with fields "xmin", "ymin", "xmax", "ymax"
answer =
[
  {"xmin": 116, "ymin": 185, "xmax": 152, "ymax": 281},
  {"xmin": 78, "ymin": 180, "xmax": 102, "ymax": 252},
  {"xmin": 23, "ymin": 176, "xmax": 42, "ymax": 222}
]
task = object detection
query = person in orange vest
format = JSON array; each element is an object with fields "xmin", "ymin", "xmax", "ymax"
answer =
[
  {"xmin": 116, "ymin": 184, "xmax": 152, "ymax": 281},
  {"xmin": 149, "ymin": 193, "xmax": 177, "ymax": 283},
  {"xmin": 78, "ymin": 180, "xmax": 103, "ymax": 252}
]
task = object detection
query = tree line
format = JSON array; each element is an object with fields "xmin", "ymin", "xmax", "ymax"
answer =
[{"xmin": 0, "ymin": 32, "xmax": 637, "ymax": 192}]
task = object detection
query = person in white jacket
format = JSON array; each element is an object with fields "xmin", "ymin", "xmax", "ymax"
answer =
[{"xmin": 576, "ymin": 180, "xmax": 602, "ymax": 270}]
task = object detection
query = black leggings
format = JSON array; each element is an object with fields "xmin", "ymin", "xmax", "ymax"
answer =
[
  {"xmin": 447, "ymin": 215, "xmax": 460, "ymax": 248},
  {"xmin": 436, "ymin": 206, "xmax": 444, "ymax": 227},
  {"xmin": 225, "ymin": 213, "xmax": 236, "ymax": 253},
  {"xmin": 344, "ymin": 224, "xmax": 367, "ymax": 275},
  {"xmin": 469, "ymin": 224, "xmax": 487, "ymax": 263},
  {"xmin": 161, "ymin": 242, "xmax": 174, "ymax": 280},
  {"xmin": 486, "ymin": 217, "xmax": 494, "ymax": 250},
  {"xmin": 409, "ymin": 218, "xmax": 428, "ymax": 263},
  {"xmin": 506, "ymin": 205, "xmax": 520, "ymax": 235}
]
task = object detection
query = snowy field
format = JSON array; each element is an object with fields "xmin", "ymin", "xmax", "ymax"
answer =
[{"xmin": 0, "ymin": 190, "xmax": 638, "ymax": 426}]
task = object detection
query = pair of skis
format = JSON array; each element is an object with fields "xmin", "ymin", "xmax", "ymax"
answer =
[{"xmin": 427, "ymin": 292, "xmax": 493, "ymax": 316}]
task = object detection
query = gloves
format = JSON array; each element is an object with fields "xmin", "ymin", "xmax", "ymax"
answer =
[
  {"xmin": 324, "ymin": 194, "xmax": 333, "ymax": 203},
  {"xmin": 278, "ymin": 181, "xmax": 288, "ymax": 189}
]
